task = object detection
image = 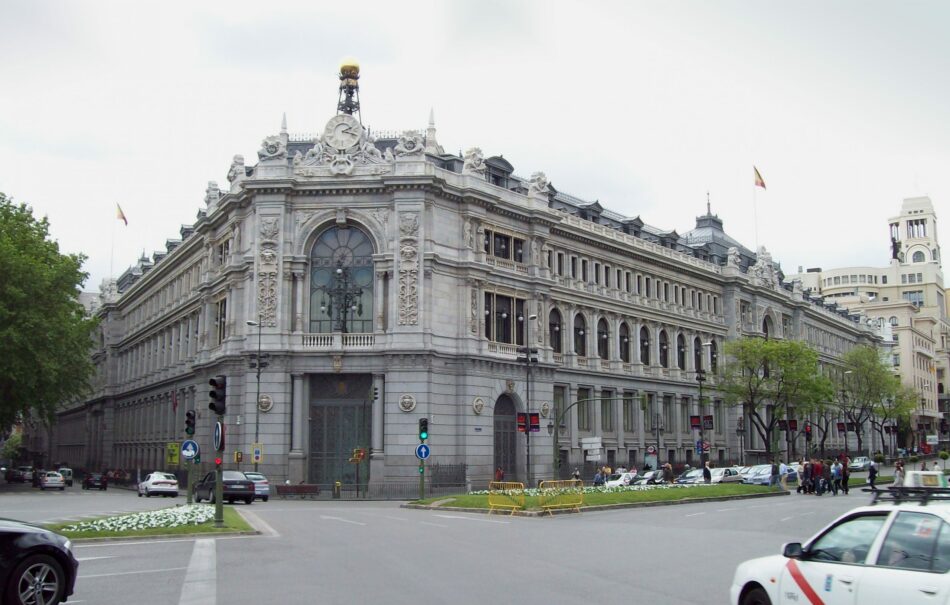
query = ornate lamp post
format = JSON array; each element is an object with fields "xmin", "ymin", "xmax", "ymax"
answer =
[
  {"xmin": 518, "ymin": 313, "xmax": 539, "ymax": 486},
  {"xmin": 736, "ymin": 416, "xmax": 745, "ymax": 466},
  {"xmin": 246, "ymin": 316, "xmax": 268, "ymax": 472},
  {"xmin": 318, "ymin": 261, "xmax": 363, "ymax": 333}
]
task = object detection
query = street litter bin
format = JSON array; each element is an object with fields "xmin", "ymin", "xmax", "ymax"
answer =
[{"xmin": 333, "ymin": 481, "xmax": 341, "ymax": 499}]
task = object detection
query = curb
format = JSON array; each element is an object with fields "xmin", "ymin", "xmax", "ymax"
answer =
[{"xmin": 401, "ymin": 489, "xmax": 790, "ymax": 517}]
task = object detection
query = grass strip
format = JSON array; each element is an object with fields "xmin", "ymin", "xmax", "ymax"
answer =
[
  {"xmin": 46, "ymin": 505, "xmax": 253, "ymax": 539},
  {"xmin": 415, "ymin": 483, "xmax": 775, "ymax": 510}
]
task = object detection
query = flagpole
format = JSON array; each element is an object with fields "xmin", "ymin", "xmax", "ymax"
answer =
[
  {"xmin": 110, "ymin": 209, "xmax": 116, "ymax": 278},
  {"xmin": 752, "ymin": 185, "xmax": 760, "ymax": 251}
]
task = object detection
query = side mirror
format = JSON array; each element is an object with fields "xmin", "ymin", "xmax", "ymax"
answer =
[{"xmin": 783, "ymin": 542, "xmax": 804, "ymax": 559}]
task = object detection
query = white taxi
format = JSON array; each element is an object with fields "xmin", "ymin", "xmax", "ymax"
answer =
[
  {"xmin": 731, "ymin": 479, "xmax": 950, "ymax": 605},
  {"xmin": 137, "ymin": 472, "xmax": 180, "ymax": 498}
]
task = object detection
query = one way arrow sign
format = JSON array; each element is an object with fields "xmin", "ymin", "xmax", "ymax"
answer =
[{"xmin": 415, "ymin": 444, "xmax": 430, "ymax": 460}]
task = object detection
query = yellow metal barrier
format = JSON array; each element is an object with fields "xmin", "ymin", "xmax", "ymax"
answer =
[
  {"xmin": 537, "ymin": 479, "xmax": 584, "ymax": 514},
  {"xmin": 488, "ymin": 481, "xmax": 525, "ymax": 515}
]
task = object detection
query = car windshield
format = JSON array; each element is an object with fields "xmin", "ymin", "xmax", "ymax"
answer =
[
  {"xmin": 244, "ymin": 473, "xmax": 265, "ymax": 481},
  {"xmin": 222, "ymin": 471, "xmax": 247, "ymax": 480},
  {"xmin": 607, "ymin": 473, "xmax": 623, "ymax": 481}
]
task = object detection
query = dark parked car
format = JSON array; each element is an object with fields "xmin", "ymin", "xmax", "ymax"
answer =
[
  {"xmin": 193, "ymin": 471, "xmax": 254, "ymax": 504},
  {"xmin": 0, "ymin": 518, "xmax": 78, "ymax": 604},
  {"xmin": 82, "ymin": 473, "xmax": 108, "ymax": 490}
]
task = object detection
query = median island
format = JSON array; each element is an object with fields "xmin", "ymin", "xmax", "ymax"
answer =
[
  {"xmin": 412, "ymin": 482, "xmax": 778, "ymax": 513},
  {"xmin": 45, "ymin": 504, "xmax": 253, "ymax": 540}
]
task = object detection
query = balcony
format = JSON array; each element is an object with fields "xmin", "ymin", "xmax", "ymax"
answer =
[{"xmin": 301, "ymin": 333, "xmax": 376, "ymax": 350}]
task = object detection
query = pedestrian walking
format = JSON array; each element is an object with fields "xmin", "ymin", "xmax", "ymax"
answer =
[
  {"xmin": 893, "ymin": 462, "xmax": 905, "ymax": 487},
  {"xmin": 868, "ymin": 459, "xmax": 878, "ymax": 490},
  {"xmin": 494, "ymin": 466, "xmax": 505, "ymax": 482},
  {"xmin": 812, "ymin": 459, "xmax": 824, "ymax": 495},
  {"xmin": 799, "ymin": 461, "xmax": 811, "ymax": 494},
  {"xmin": 831, "ymin": 460, "xmax": 842, "ymax": 495},
  {"xmin": 770, "ymin": 460, "xmax": 780, "ymax": 488},
  {"xmin": 841, "ymin": 456, "xmax": 850, "ymax": 495},
  {"xmin": 703, "ymin": 461, "xmax": 712, "ymax": 484},
  {"xmin": 662, "ymin": 463, "xmax": 674, "ymax": 484},
  {"xmin": 779, "ymin": 461, "xmax": 789, "ymax": 491},
  {"xmin": 934, "ymin": 461, "xmax": 941, "ymax": 472},
  {"xmin": 571, "ymin": 468, "xmax": 581, "ymax": 481},
  {"xmin": 593, "ymin": 470, "xmax": 604, "ymax": 486}
]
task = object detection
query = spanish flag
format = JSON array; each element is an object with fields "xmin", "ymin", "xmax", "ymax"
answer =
[
  {"xmin": 116, "ymin": 203, "xmax": 128, "ymax": 226},
  {"xmin": 753, "ymin": 166, "xmax": 766, "ymax": 190}
]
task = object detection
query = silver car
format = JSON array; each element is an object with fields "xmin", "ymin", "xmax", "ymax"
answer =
[{"xmin": 243, "ymin": 471, "xmax": 271, "ymax": 502}]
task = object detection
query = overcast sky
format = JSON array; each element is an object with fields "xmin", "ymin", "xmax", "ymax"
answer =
[{"xmin": 2, "ymin": 0, "xmax": 948, "ymax": 292}]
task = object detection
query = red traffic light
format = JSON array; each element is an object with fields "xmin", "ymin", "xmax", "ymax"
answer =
[
  {"xmin": 214, "ymin": 457, "xmax": 222, "ymax": 466},
  {"xmin": 517, "ymin": 412, "xmax": 527, "ymax": 432}
]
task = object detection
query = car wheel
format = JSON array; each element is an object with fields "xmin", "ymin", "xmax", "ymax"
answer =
[
  {"xmin": 194, "ymin": 492, "xmax": 201, "ymax": 503},
  {"xmin": 4, "ymin": 554, "xmax": 66, "ymax": 605},
  {"xmin": 145, "ymin": 490, "xmax": 151, "ymax": 498},
  {"xmin": 209, "ymin": 493, "xmax": 215, "ymax": 504},
  {"xmin": 138, "ymin": 491, "xmax": 142, "ymax": 497},
  {"xmin": 245, "ymin": 497, "xmax": 253, "ymax": 505},
  {"xmin": 740, "ymin": 586, "xmax": 772, "ymax": 605},
  {"xmin": 59, "ymin": 487, "xmax": 64, "ymax": 491},
  {"xmin": 40, "ymin": 486, "xmax": 45, "ymax": 491},
  {"xmin": 262, "ymin": 496, "xmax": 268, "ymax": 502},
  {"xmin": 171, "ymin": 492, "xmax": 178, "ymax": 498}
]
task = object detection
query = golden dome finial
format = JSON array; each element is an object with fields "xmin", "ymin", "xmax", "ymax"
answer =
[{"xmin": 340, "ymin": 58, "xmax": 360, "ymax": 79}]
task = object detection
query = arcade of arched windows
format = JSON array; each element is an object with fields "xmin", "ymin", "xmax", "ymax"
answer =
[{"xmin": 540, "ymin": 304, "xmax": 720, "ymax": 373}]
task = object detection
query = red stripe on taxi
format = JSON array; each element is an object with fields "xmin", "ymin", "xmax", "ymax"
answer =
[{"xmin": 785, "ymin": 559, "xmax": 824, "ymax": 605}]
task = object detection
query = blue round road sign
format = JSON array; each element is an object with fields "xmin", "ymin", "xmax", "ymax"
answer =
[
  {"xmin": 181, "ymin": 440, "xmax": 199, "ymax": 460},
  {"xmin": 415, "ymin": 444, "xmax": 431, "ymax": 460}
]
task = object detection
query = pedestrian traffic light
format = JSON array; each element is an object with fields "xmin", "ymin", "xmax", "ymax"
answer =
[
  {"xmin": 804, "ymin": 423, "xmax": 812, "ymax": 441},
  {"xmin": 185, "ymin": 410, "xmax": 196, "ymax": 435},
  {"xmin": 517, "ymin": 412, "xmax": 527, "ymax": 432},
  {"xmin": 418, "ymin": 418, "xmax": 428, "ymax": 441},
  {"xmin": 214, "ymin": 456, "xmax": 222, "ymax": 467},
  {"xmin": 194, "ymin": 454, "xmax": 201, "ymax": 463},
  {"xmin": 209, "ymin": 375, "xmax": 227, "ymax": 415}
]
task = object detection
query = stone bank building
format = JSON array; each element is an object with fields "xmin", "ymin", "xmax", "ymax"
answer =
[{"xmin": 49, "ymin": 67, "xmax": 880, "ymax": 487}]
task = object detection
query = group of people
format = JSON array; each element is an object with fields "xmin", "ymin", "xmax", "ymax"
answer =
[{"xmin": 794, "ymin": 456, "xmax": 851, "ymax": 496}]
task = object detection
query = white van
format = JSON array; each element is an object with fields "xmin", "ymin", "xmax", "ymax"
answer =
[{"xmin": 57, "ymin": 467, "xmax": 74, "ymax": 487}]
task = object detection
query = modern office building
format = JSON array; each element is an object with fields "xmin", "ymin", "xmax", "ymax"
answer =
[
  {"xmin": 45, "ymin": 65, "xmax": 881, "ymax": 486},
  {"xmin": 790, "ymin": 197, "xmax": 949, "ymax": 451}
]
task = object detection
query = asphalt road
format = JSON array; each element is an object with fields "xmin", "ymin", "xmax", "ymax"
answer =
[{"xmin": 1, "ymin": 483, "xmax": 871, "ymax": 605}]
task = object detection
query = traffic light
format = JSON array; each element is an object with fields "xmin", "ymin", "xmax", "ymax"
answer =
[
  {"xmin": 185, "ymin": 410, "xmax": 196, "ymax": 435},
  {"xmin": 517, "ymin": 413, "xmax": 527, "ymax": 432},
  {"xmin": 529, "ymin": 412, "xmax": 540, "ymax": 432},
  {"xmin": 418, "ymin": 418, "xmax": 428, "ymax": 441},
  {"xmin": 209, "ymin": 375, "xmax": 227, "ymax": 415},
  {"xmin": 373, "ymin": 387, "xmax": 379, "ymax": 401},
  {"xmin": 941, "ymin": 419, "xmax": 949, "ymax": 435},
  {"xmin": 214, "ymin": 456, "xmax": 222, "ymax": 467},
  {"xmin": 804, "ymin": 423, "xmax": 812, "ymax": 441}
]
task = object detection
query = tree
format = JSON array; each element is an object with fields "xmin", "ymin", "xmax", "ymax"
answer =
[
  {"xmin": 839, "ymin": 345, "xmax": 905, "ymax": 456},
  {"xmin": 0, "ymin": 193, "xmax": 97, "ymax": 429},
  {"xmin": 718, "ymin": 338, "xmax": 831, "ymax": 462},
  {"xmin": 871, "ymin": 383, "xmax": 916, "ymax": 457},
  {"xmin": 1, "ymin": 430, "xmax": 22, "ymax": 462}
]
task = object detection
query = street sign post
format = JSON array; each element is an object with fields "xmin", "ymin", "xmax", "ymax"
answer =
[
  {"xmin": 166, "ymin": 442, "xmax": 180, "ymax": 466},
  {"xmin": 252, "ymin": 442, "xmax": 263, "ymax": 464}
]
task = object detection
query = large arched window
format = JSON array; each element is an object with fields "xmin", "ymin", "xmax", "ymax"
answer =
[
  {"xmin": 573, "ymin": 314, "xmax": 587, "ymax": 357},
  {"xmin": 762, "ymin": 315, "xmax": 773, "ymax": 339},
  {"xmin": 694, "ymin": 337, "xmax": 703, "ymax": 371},
  {"xmin": 549, "ymin": 308, "xmax": 562, "ymax": 353},
  {"xmin": 659, "ymin": 330, "xmax": 669, "ymax": 368},
  {"xmin": 310, "ymin": 226, "xmax": 375, "ymax": 333},
  {"xmin": 597, "ymin": 318, "xmax": 610, "ymax": 360},
  {"xmin": 913, "ymin": 250, "xmax": 925, "ymax": 263},
  {"xmin": 676, "ymin": 334, "xmax": 686, "ymax": 370},
  {"xmin": 639, "ymin": 326, "xmax": 650, "ymax": 365},
  {"xmin": 619, "ymin": 322, "xmax": 631, "ymax": 363}
]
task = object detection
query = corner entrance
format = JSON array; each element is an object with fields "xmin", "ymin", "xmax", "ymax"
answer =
[{"xmin": 308, "ymin": 374, "xmax": 372, "ymax": 485}]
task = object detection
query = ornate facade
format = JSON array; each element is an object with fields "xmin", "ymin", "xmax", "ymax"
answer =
[{"xmin": 47, "ymin": 76, "xmax": 881, "ymax": 486}]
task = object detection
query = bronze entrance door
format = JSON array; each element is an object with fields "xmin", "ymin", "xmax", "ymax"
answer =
[
  {"xmin": 493, "ymin": 394, "xmax": 517, "ymax": 481},
  {"xmin": 308, "ymin": 375, "xmax": 371, "ymax": 485}
]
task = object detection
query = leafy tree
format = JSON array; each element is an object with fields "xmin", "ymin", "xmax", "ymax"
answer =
[
  {"xmin": 839, "ymin": 345, "xmax": 907, "ymax": 455},
  {"xmin": 718, "ymin": 338, "xmax": 830, "ymax": 462},
  {"xmin": 1, "ymin": 430, "xmax": 22, "ymax": 462},
  {"xmin": 870, "ymin": 383, "xmax": 916, "ymax": 457},
  {"xmin": 0, "ymin": 193, "xmax": 96, "ymax": 429}
]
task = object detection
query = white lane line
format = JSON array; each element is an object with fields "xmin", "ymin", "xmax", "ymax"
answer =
[
  {"xmin": 685, "ymin": 512, "xmax": 706, "ymax": 517},
  {"xmin": 716, "ymin": 508, "xmax": 737, "ymax": 512},
  {"xmin": 76, "ymin": 538, "xmax": 199, "ymax": 548},
  {"xmin": 419, "ymin": 521, "xmax": 448, "ymax": 528},
  {"xmin": 179, "ymin": 539, "xmax": 216, "ymax": 605},
  {"xmin": 80, "ymin": 567, "xmax": 187, "ymax": 579},
  {"xmin": 238, "ymin": 509, "xmax": 280, "ymax": 537},
  {"xmin": 781, "ymin": 516, "xmax": 795, "ymax": 522},
  {"xmin": 76, "ymin": 556, "xmax": 116, "ymax": 562},
  {"xmin": 382, "ymin": 516, "xmax": 409, "ymax": 522},
  {"xmin": 434, "ymin": 514, "xmax": 510, "ymax": 524},
  {"xmin": 320, "ymin": 515, "xmax": 367, "ymax": 526}
]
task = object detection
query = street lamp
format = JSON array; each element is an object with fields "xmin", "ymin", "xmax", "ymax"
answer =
[
  {"xmin": 317, "ymin": 262, "xmax": 363, "ymax": 333},
  {"xmin": 736, "ymin": 416, "xmax": 745, "ymax": 466},
  {"xmin": 518, "ymin": 314, "xmax": 539, "ymax": 486},
  {"xmin": 696, "ymin": 341, "xmax": 713, "ymax": 468},
  {"xmin": 246, "ymin": 317, "xmax": 268, "ymax": 472}
]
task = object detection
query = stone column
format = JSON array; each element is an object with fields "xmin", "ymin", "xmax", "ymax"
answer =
[
  {"xmin": 288, "ymin": 373, "xmax": 306, "ymax": 483},
  {"xmin": 293, "ymin": 270, "xmax": 305, "ymax": 333}
]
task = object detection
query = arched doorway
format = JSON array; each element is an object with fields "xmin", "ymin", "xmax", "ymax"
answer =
[{"xmin": 493, "ymin": 395, "xmax": 517, "ymax": 480}]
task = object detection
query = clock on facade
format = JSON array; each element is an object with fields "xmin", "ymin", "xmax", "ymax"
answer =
[{"xmin": 323, "ymin": 115, "xmax": 363, "ymax": 151}]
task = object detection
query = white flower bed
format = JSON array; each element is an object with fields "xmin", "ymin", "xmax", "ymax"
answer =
[
  {"xmin": 62, "ymin": 504, "xmax": 215, "ymax": 533},
  {"xmin": 471, "ymin": 483, "xmax": 719, "ymax": 496}
]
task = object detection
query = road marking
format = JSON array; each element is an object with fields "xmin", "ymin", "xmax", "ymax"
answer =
[
  {"xmin": 434, "ymin": 514, "xmax": 510, "ymax": 524},
  {"xmin": 320, "ymin": 515, "xmax": 366, "ymax": 526},
  {"xmin": 179, "ymin": 539, "xmax": 216, "ymax": 605},
  {"xmin": 716, "ymin": 508, "xmax": 737, "ymax": 512},
  {"xmin": 80, "ymin": 566, "xmax": 187, "ymax": 579},
  {"xmin": 419, "ymin": 521, "xmax": 448, "ymax": 528},
  {"xmin": 781, "ymin": 516, "xmax": 795, "ymax": 522},
  {"xmin": 76, "ymin": 556, "xmax": 116, "ymax": 562},
  {"xmin": 685, "ymin": 512, "xmax": 706, "ymax": 517},
  {"xmin": 238, "ymin": 509, "xmax": 280, "ymax": 537}
]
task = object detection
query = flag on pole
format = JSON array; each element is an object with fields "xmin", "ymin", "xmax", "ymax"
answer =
[
  {"xmin": 171, "ymin": 390, "xmax": 178, "ymax": 415},
  {"xmin": 753, "ymin": 166, "xmax": 766, "ymax": 190},
  {"xmin": 116, "ymin": 203, "xmax": 128, "ymax": 225}
]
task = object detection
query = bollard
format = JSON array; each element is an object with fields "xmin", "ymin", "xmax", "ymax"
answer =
[{"xmin": 333, "ymin": 481, "xmax": 341, "ymax": 499}]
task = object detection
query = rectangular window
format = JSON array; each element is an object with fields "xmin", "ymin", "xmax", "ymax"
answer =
[
  {"xmin": 663, "ymin": 395, "xmax": 674, "ymax": 431},
  {"xmin": 513, "ymin": 238, "xmax": 525, "ymax": 263},
  {"xmin": 645, "ymin": 277, "xmax": 652, "ymax": 298},
  {"xmin": 557, "ymin": 253, "xmax": 564, "ymax": 276},
  {"xmin": 623, "ymin": 392, "xmax": 635, "ymax": 432},
  {"xmin": 681, "ymin": 398, "xmax": 690, "ymax": 432},
  {"xmin": 636, "ymin": 275, "xmax": 642, "ymax": 294},
  {"xmin": 594, "ymin": 262, "xmax": 601, "ymax": 284},
  {"xmin": 625, "ymin": 271, "xmax": 631, "ymax": 292},
  {"xmin": 663, "ymin": 282, "xmax": 669, "ymax": 302},
  {"xmin": 715, "ymin": 399, "xmax": 724, "ymax": 433},
  {"xmin": 601, "ymin": 389, "xmax": 613, "ymax": 431},
  {"xmin": 882, "ymin": 276, "xmax": 887, "ymax": 284},
  {"xmin": 553, "ymin": 386, "xmax": 566, "ymax": 433},
  {"xmin": 902, "ymin": 290, "xmax": 924, "ymax": 307},
  {"xmin": 604, "ymin": 266, "xmax": 611, "ymax": 288},
  {"xmin": 582, "ymin": 260, "xmax": 589, "ymax": 282},
  {"xmin": 214, "ymin": 298, "xmax": 228, "ymax": 345},
  {"xmin": 577, "ymin": 387, "xmax": 591, "ymax": 431},
  {"xmin": 570, "ymin": 256, "xmax": 577, "ymax": 278},
  {"xmin": 834, "ymin": 276, "xmax": 840, "ymax": 285}
]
